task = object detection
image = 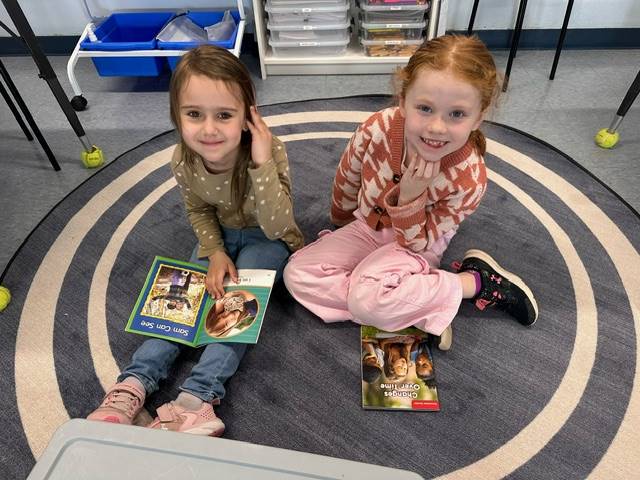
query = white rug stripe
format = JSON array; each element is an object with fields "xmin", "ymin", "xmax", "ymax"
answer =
[
  {"xmin": 488, "ymin": 139, "xmax": 640, "ymax": 479},
  {"xmin": 264, "ymin": 111, "xmax": 371, "ymax": 128},
  {"xmin": 15, "ymin": 146, "xmax": 174, "ymax": 457},
  {"xmin": 89, "ymin": 177, "xmax": 177, "ymax": 390},
  {"xmin": 487, "ymin": 140, "xmax": 640, "ymax": 479},
  {"xmin": 438, "ymin": 168, "xmax": 596, "ymax": 479},
  {"xmin": 278, "ymin": 132, "xmax": 353, "ymax": 143}
]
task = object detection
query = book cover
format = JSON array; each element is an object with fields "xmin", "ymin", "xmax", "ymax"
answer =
[
  {"xmin": 125, "ymin": 256, "xmax": 275, "ymax": 346},
  {"xmin": 361, "ymin": 326, "xmax": 440, "ymax": 411}
]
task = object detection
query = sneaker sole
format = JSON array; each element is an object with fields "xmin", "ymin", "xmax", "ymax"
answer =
[
  {"xmin": 437, "ymin": 325, "xmax": 452, "ymax": 351},
  {"xmin": 463, "ymin": 249, "xmax": 539, "ymax": 325},
  {"xmin": 183, "ymin": 420, "xmax": 225, "ymax": 437}
]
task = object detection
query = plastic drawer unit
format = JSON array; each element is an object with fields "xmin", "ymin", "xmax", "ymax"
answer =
[
  {"xmin": 360, "ymin": 20, "xmax": 426, "ymax": 41},
  {"xmin": 361, "ymin": 0, "xmax": 428, "ymax": 5},
  {"xmin": 360, "ymin": 37, "xmax": 423, "ymax": 56},
  {"xmin": 268, "ymin": 37, "xmax": 350, "ymax": 56},
  {"xmin": 267, "ymin": 21, "xmax": 351, "ymax": 42},
  {"xmin": 265, "ymin": 0, "xmax": 350, "ymax": 25},
  {"xmin": 359, "ymin": 2, "xmax": 429, "ymax": 23}
]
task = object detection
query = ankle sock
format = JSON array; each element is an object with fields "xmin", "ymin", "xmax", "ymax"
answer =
[
  {"xmin": 471, "ymin": 270, "xmax": 482, "ymax": 296},
  {"xmin": 175, "ymin": 392, "xmax": 204, "ymax": 410},
  {"xmin": 122, "ymin": 376, "xmax": 146, "ymax": 398}
]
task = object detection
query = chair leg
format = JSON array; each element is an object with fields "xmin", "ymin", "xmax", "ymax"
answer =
[
  {"xmin": 549, "ymin": 0, "xmax": 575, "ymax": 80},
  {"xmin": 608, "ymin": 70, "xmax": 640, "ymax": 133},
  {"xmin": 0, "ymin": 76, "xmax": 33, "ymax": 141},
  {"xmin": 503, "ymin": 0, "xmax": 528, "ymax": 91},
  {"xmin": 0, "ymin": 60, "xmax": 60, "ymax": 170},
  {"xmin": 467, "ymin": 0, "xmax": 480, "ymax": 35}
]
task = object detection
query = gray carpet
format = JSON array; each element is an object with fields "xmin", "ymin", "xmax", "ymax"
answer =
[{"xmin": 1, "ymin": 95, "xmax": 640, "ymax": 479}]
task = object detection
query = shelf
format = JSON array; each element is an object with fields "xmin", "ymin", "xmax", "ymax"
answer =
[
  {"xmin": 263, "ymin": 40, "xmax": 414, "ymax": 75},
  {"xmin": 252, "ymin": 0, "xmax": 443, "ymax": 78}
]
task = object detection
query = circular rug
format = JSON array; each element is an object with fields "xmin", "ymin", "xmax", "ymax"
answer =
[{"xmin": 1, "ymin": 96, "xmax": 639, "ymax": 479}]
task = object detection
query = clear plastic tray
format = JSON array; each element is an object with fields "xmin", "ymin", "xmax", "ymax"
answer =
[
  {"xmin": 360, "ymin": 20, "xmax": 426, "ymax": 41},
  {"xmin": 269, "ymin": 37, "xmax": 350, "ymax": 57},
  {"xmin": 361, "ymin": 0, "xmax": 428, "ymax": 5},
  {"xmin": 359, "ymin": 2, "xmax": 428, "ymax": 23},
  {"xmin": 265, "ymin": 0, "xmax": 350, "ymax": 25},
  {"xmin": 360, "ymin": 37, "xmax": 423, "ymax": 57},
  {"xmin": 268, "ymin": 21, "xmax": 350, "ymax": 42},
  {"xmin": 268, "ymin": 0, "xmax": 347, "ymax": 5}
]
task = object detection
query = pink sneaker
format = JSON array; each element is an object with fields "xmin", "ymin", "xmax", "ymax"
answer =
[
  {"xmin": 87, "ymin": 383, "xmax": 145, "ymax": 425},
  {"xmin": 148, "ymin": 401, "xmax": 225, "ymax": 436}
]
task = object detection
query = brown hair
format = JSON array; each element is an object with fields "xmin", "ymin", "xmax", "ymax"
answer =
[
  {"xmin": 169, "ymin": 45, "xmax": 256, "ymax": 223},
  {"xmin": 394, "ymin": 34, "xmax": 500, "ymax": 156}
]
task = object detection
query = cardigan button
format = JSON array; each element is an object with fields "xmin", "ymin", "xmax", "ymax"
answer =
[
  {"xmin": 392, "ymin": 174, "xmax": 401, "ymax": 183},
  {"xmin": 373, "ymin": 205, "xmax": 384, "ymax": 214}
]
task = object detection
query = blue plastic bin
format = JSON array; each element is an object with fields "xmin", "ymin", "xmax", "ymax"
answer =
[
  {"xmin": 157, "ymin": 11, "xmax": 241, "ymax": 71},
  {"xmin": 81, "ymin": 12, "xmax": 174, "ymax": 76}
]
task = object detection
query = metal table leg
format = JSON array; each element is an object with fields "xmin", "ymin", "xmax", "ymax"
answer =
[
  {"xmin": 550, "ymin": 0, "xmax": 575, "ymax": 80},
  {"xmin": 467, "ymin": 0, "xmax": 480, "ymax": 35},
  {"xmin": 0, "ymin": 72, "xmax": 32, "ymax": 141},
  {"xmin": 2, "ymin": 0, "xmax": 100, "ymax": 168},
  {"xmin": 0, "ymin": 59, "xmax": 60, "ymax": 170},
  {"xmin": 502, "ymin": 0, "xmax": 528, "ymax": 91}
]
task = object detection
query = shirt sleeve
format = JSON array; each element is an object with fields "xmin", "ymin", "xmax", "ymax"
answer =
[
  {"xmin": 330, "ymin": 122, "xmax": 368, "ymax": 226},
  {"xmin": 171, "ymin": 150, "xmax": 225, "ymax": 258},
  {"xmin": 383, "ymin": 158, "xmax": 487, "ymax": 251},
  {"xmin": 248, "ymin": 137, "xmax": 300, "ymax": 242}
]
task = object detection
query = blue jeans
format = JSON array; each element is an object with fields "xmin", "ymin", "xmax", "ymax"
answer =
[{"xmin": 119, "ymin": 226, "xmax": 290, "ymax": 403}]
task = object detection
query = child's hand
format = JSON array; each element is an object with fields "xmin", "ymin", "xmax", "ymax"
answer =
[
  {"xmin": 398, "ymin": 153, "xmax": 441, "ymax": 206},
  {"xmin": 206, "ymin": 251, "xmax": 239, "ymax": 299},
  {"xmin": 246, "ymin": 106, "xmax": 272, "ymax": 167}
]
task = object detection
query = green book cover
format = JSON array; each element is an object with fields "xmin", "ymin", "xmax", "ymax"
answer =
[{"xmin": 125, "ymin": 256, "xmax": 275, "ymax": 346}]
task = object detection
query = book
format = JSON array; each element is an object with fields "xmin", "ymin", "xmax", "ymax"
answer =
[
  {"xmin": 125, "ymin": 256, "xmax": 276, "ymax": 346},
  {"xmin": 361, "ymin": 326, "xmax": 440, "ymax": 411}
]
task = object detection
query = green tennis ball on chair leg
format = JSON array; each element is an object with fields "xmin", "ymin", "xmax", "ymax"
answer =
[
  {"xmin": 0, "ymin": 286, "xmax": 11, "ymax": 312},
  {"xmin": 594, "ymin": 128, "xmax": 619, "ymax": 149},
  {"xmin": 82, "ymin": 146, "xmax": 105, "ymax": 168}
]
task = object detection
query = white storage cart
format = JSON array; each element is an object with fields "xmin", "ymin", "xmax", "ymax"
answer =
[{"xmin": 66, "ymin": 0, "xmax": 246, "ymax": 111}]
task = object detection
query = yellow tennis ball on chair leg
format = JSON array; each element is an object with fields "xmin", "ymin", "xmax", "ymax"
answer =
[
  {"xmin": 82, "ymin": 145, "xmax": 105, "ymax": 168},
  {"xmin": 594, "ymin": 128, "xmax": 619, "ymax": 149},
  {"xmin": 0, "ymin": 286, "xmax": 11, "ymax": 312}
]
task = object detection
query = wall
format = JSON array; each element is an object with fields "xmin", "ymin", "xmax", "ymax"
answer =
[
  {"xmin": 446, "ymin": 0, "xmax": 640, "ymax": 30},
  {"xmin": 1, "ymin": 0, "xmax": 639, "ymax": 37}
]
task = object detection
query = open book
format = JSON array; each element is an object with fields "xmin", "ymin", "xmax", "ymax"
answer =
[
  {"xmin": 361, "ymin": 326, "xmax": 440, "ymax": 411},
  {"xmin": 126, "ymin": 256, "xmax": 275, "ymax": 346}
]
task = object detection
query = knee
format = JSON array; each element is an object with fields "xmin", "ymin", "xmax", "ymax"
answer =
[
  {"xmin": 283, "ymin": 257, "xmax": 304, "ymax": 293},
  {"xmin": 347, "ymin": 280, "xmax": 383, "ymax": 325}
]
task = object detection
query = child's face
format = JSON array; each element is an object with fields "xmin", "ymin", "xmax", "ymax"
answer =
[
  {"xmin": 363, "ymin": 355, "xmax": 380, "ymax": 368},
  {"xmin": 400, "ymin": 68, "xmax": 484, "ymax": 163},
  {"xmin": 179, "ymin": 74, "xmax": 246, "ymax": 173},
  {"xmin": 416, "ymin": 353, "xmax": 433, "ymax": 377},
  {"xmin": 392, "ymin": 357, "xmax": 408, "ymax": 377}
]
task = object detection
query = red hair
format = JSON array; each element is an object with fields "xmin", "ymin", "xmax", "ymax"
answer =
[{"xmin": 394, "ymin": 35, "xmax": 500, "ymax": 156}]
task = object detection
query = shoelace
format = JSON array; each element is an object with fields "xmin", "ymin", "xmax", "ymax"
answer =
[{"xmin": 104, "ymin": 390, "xmax": 141, "ymax": 416}]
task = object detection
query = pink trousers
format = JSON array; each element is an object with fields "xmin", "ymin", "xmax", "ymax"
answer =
[{"xmin": 283, "ymin": 214, "xmax": 463, "ymax": 335}]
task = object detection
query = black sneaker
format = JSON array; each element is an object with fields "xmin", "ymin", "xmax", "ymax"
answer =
[{"xmin": 454, "ymin": 249, "xmax": 538, "ymax": 326}]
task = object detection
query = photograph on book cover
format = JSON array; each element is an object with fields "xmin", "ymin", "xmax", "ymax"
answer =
[
  {"xmin": 142, "ymin": 263, "xmax": 207, "ymax": 326},
  {"xmin": 361, "ymin": 326, "xmax": 440, "ymax": 411}
]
